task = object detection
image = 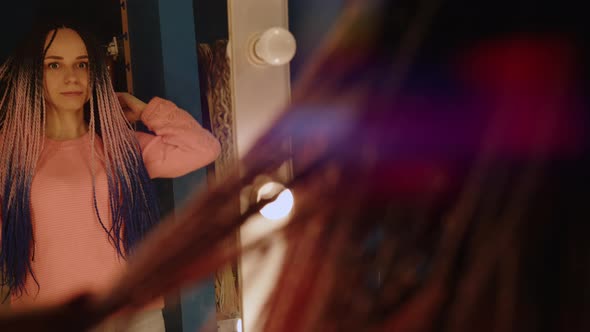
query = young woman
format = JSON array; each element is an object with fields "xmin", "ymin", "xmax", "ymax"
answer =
[{"xmin": 0, "ymin": 21, "xmax": 220, "ymax": 328}]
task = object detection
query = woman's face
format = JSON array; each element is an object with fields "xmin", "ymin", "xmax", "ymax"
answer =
[{"xmin": 43, "ymin": 28, "xmax": 90, "ymax": 114}]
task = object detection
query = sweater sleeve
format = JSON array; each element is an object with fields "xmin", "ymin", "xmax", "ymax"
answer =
[{"xmin": 135, "ymin": 97, "xmax": 221, "ymax": 179}]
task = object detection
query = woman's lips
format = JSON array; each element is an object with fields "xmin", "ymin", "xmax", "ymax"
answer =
[{"xmin": 60, "ymin": 91, "xmax": 83, "ymax": 97}]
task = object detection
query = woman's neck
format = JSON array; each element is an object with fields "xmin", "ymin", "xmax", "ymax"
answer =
[{"xmin": 45, "ymin": 107, "xmax": 88, "ymax": 140}]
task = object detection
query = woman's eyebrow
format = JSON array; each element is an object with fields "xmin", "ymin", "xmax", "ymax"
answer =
[{"xmin": 44, "ymin": 55, "xmax": 89, "ymax": 60}]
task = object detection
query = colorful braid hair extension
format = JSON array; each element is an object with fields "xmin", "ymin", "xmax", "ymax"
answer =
[{"xmin": 0, "ymin": 23, "xmax": 160, "ymax": 298}]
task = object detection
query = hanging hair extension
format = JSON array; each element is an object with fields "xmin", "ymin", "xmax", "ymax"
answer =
[
  {"xmin": 0, "ymin": 21, "xmax": 160, "ymax": 297},
  {"xmin": 74, "ymin": 24, "xmax": 161, "ymax": 257},
  {"xmin": 0, "ymin": 25, "xmax": 48, "ymax": 297}
]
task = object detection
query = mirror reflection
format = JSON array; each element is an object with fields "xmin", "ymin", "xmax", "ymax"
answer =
[{"xmin": 1, "ymin": 1, "xmax": 224, "ymax": 331}]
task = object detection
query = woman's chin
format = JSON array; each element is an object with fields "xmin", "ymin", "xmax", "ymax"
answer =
[{"xmin": 51, "ymin": 103, "xmax": 86, "ymax": 113}]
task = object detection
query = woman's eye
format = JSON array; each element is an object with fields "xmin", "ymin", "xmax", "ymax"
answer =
[
  {"xmin": 47, "ymin": 63, "xmax": 59, "ymax": 69},
  {"xmin": 78, "ymin": 62, "xmax": 89, "ymax": 69}
]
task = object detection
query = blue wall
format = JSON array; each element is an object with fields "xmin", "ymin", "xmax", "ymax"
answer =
[
  {"xmin": 127, "ymin": 1, "xmax": 215, "ymax": 331},
  {"xmin": 288, "ymin": 0, "xmax": 346, "ymax": 79}
]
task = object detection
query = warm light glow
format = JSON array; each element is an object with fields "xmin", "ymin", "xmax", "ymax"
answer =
[
  {"xmin": 257, "ymin": 182, "xmax": 294, "ymax": 221},
  {"xmin": 260, "ymin": 189, "xmax": 294, "ymax": 220},
  {"xmin": 236, "ymin": 318, "xmax": 243, "ymax": 332}
]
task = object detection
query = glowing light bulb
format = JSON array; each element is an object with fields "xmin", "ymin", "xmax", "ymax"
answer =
[
  {"xmin": 236, "ymin": 318, "xmax": 243, "ymax": 332},
  {"xmin": 257, "ymin": 182, "xmax": 294, "ymax": 221}
]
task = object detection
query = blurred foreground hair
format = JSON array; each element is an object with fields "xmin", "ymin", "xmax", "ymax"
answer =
[
  {"xmin": 104, "ymin": 0, "xmax": 589, "ymax": 331},
  {"xmin": 104, "ymin": 0, "xmax": 589, "ymax": 330}
]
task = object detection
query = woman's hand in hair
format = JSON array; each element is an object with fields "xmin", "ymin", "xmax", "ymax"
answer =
[{"xmin": 116, "ymin": 92, "xmax": 147, "ymax": 123}]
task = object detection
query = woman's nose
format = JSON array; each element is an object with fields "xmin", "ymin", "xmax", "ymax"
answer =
[{"xmin": 64, "ymin": 67, "xmax": 80, "ymax": 84}]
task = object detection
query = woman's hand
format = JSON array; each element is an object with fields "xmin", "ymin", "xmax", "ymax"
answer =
[{"xmin": 117, "ymin": 92, "xmax": 147, "ymax": 123}]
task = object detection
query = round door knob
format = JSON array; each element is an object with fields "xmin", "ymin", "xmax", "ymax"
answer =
[{"xmin": 251, "ymin": 27, "xmax": 297, "ymax": 66}]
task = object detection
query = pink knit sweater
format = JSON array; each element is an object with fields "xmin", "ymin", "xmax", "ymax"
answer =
[{"xmin": 3, "ymin": 97, "xmax": 220, "ymax": 309}]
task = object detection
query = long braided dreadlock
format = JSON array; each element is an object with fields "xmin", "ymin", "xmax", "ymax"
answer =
[{"xmin": 0, "ymin": 22, "xmax": 160, "ymax": 298}]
